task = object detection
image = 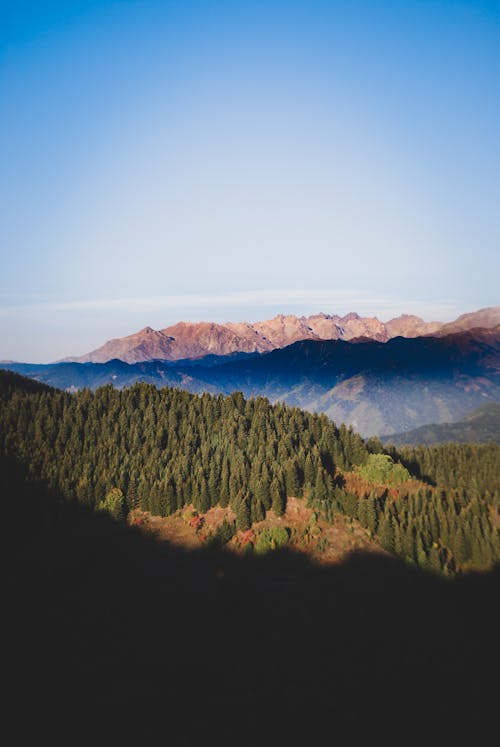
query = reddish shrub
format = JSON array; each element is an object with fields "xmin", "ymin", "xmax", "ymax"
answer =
[
  {"xmin": 239, "ymin": 529, "xmax": 256, "ymax": 546},
  {"xmin": 189, "ymin": 515, "xmax": 204, "ymax": 531}
]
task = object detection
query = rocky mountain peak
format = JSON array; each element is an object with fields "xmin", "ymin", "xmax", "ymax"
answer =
[{"xmin": 62, "ymin": 306, "xmax": 500, "ymax": 365}]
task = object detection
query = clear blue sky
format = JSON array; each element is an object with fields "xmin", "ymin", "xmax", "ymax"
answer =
[{"xmin": 1, "ymin": 0, "xmax": 499, "ymax": 361}]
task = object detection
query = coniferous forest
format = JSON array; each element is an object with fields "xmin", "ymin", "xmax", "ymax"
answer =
[
  {"xmin": 1, "ymin": 369, "xmax": 499, "ymax": 575},
  {"xmin": 2, "ymin": 368, "xmax": 500, "ymax": 742}
]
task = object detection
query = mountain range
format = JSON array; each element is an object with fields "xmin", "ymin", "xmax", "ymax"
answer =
[
  {"xmin": 383, "ymin": 402, "xmax": 500, "ymax": 446},
  {"xmin": 4, "ymin": 322, "xmax": 500, "ymax": 437},
  {"xmin": 62, "ymin": 306, "xmax": 500, "ymax": 364}
]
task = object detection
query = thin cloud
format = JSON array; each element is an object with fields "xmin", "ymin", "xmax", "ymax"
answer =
[{"xmin": 0, "ymin": 289, "xmax": 462, "ymax": 322}]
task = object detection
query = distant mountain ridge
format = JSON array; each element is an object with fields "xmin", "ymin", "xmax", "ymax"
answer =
[
  {"xmin": 6, "ymin": 324, "xmax": 500, "ymax": 437},
  {"xmin": 62, "ymin": 306, "xmax": 500, "ymax": 364},
  {"xmin": 382, "ymin": 403, "xmax": 500, "ymax": 446}
]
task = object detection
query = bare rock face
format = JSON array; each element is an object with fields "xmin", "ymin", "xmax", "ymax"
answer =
[
  {"xmin": 336, "ymin": 314, "xmax": 389, "ymax": 342},
  {"xmin": 160, "ymin": 321, "xmax": 267, "ymax": 359},
  {"xmin": 251, "ymin": 314, "xmax": 320, "ymax": 347},
  {"xmin": 303, "ymin": 312, "xmax": 388, "ymax": 341},
  {"xmin": 385, "ymin": 314, "xmax": 442, "ymax": 338},
  {"xmin": 65, "ymin": 306, "xmax": 500, "ymax": 364},
  {"xmin": 219, "ymin": 321, "xmax": 275, "ymax": 353},
  {"xmin": 302, "ymin": 313, "xmax": 344, "ymax": 340},
  {"xmin": 66, "ymin": 326, "xmax": 176, "ymax": 364},
  {"xmin": 434, "ymin": 307, "xmax": 500, "ymax": 337}
]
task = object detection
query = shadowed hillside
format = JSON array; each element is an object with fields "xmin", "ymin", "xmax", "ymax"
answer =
[
  {"xmin": 2, "ymin": 369, "xmax": 499, "ymax": 580},
  {"xmin": 384, "ymin": 402, "xmax": 500, "ymax": 445},
  {"xmin": 3, "ymin": 452, "xmax": 500, "ymax": 743}
]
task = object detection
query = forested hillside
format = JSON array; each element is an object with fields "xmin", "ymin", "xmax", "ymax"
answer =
[
  {"xmin": 4, "ymin": 445, "xmax": 499, "ymax": 743},
  {"xmin": 1, "ymin": 370, "xmax": 499, "ymax": 575}
]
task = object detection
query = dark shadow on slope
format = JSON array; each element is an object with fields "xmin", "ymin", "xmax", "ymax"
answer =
[{"xmin": 2, "ymin": 453, "xmax": 499, "ymax": 744}]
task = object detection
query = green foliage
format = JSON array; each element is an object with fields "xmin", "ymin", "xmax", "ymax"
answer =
[
  {"xmin": 254, "ymin": 526, "xmax": 290, "ymax": 554},
  {"xmin": 98, "ymin": 487, "xmax": 126, "ymax": 522},
  {"xmin": 182, "ymin": 508, "xmax": 197, "ymax": 522},
  {"xmin": 355, "ymin": 454, "xmax": 411, "ymax": 484},
  {"xmin": 205, "ymin": 519, "xmax": 236, "ymax": 549},
  {"xmin": 394, "ymin": 442, "xmax": 500, "ymax": 494},
  {"xmin": 0, "ymin": 379, "xmax": 364, "ymax": 523},
  {"xmin": 386, "ymin": 403, "xmax": 500, "ymax": 446},
  {"xmin": 234, "ymin": 492, "xmax": 251, "ymax": 532},
  {"xmin": 316, "ymin": 537, "xmax": 328, "ymax": 553},
  {"xmin": 271, "ymin": 477, "xmax": 287, "ymax": 517},
  {"xmin": 1, "ymin": 372, "xmax": 499, "ymax": 577}
]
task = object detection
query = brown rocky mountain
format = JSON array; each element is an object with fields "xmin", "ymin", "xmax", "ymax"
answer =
[
  {"xmin": 64, "ymin": 306, "xmax": 500, "ymax": 364},
  {"xmin": 250, "ymin": 314, "xmax": 320, "ymax": 347},
  {"xmin": 222, "ymin": 321, "xmax": 276, "ymax": 352},
  {"xmin": 298, "ymin": 313, "xmax": 344, "ymax": 340},
  {"xmin": 70, "ymin": 321, "xmax": 265, "ymax": 364},
  {"xmin": 434, "ymin": 306, "xmax": 500, "ymax": 336},
  {"xmin": 69, "ymin": 326, "xmax": 176, "ymax": 364},
  {"xmin": 159, "ymin": 321, "xmax": 268, "ymax": 359},
  {"xmin": 308, "ymin": 312, "xmax": 389, "ymax": 341},
  {"xmin": 384, "ymin": 313, "xmax": 442, "ymax": 338}
]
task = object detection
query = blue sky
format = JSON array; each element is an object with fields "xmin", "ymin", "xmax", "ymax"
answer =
[{"xmin": 1, "ymin": 0, "xmax": 499, "ymax": 361}]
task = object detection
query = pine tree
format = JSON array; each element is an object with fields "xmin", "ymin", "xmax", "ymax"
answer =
[
  {"xmin": 271, "ymin": 478, "xmax": 286, "ymax": 517},
  {"xmin": 314, "ymin": 467, "xmax": 328, "ymax": 503},
  {"xmin": 428, "ymin": 545, "xmax": 442, "ymax": 573},
  {"xmin": 285, "ymin": 458, "xmax": 301, "ymax": 498},
  {"xmin": 410, "ymin": 534, "xmax": 422, "ymax": 568},
  {"xmin": 453, "ymin": 527, "xmax": 468, "ymax": 567},
  {"xmin": 378, "ymin": 515, "xmax": 394, "ymax": 553},
  {"xmin": 304, "ymin": 453, "xmax": 315, "ymax": 487},
  {"xmin": 98, "ymin": 487, "xmax": 126, "ymax": 522},
  {"xmin": 365, "ymin": 496, "xmax": 378, "ymax": 535},
  {"xmin": 235, "ymin": 492, "xmax": 251, "ymax": 532},
  {"xmin": 251, "ymin": 498, "xmax": 265, "ymax": 524},
  {"xmin": 198, "ymin": 479, "xmax": 211, "ymax": 514}
]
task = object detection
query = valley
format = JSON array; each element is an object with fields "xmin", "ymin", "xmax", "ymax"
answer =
[{"xmin": 5, "ymin": 319, "xmax": 500, "ymax": 436}]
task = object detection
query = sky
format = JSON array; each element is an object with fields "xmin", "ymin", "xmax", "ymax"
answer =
[{"xmin": 1, "ymin": 0, "xmax": 499, "ymax": 362}]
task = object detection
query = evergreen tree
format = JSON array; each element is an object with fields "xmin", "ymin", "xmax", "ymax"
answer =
[
  {"xmin": 271, "ymin": 478, "xmax": 286, "ymax": 517},
  {"xmin": 285, "ymin": 458, "xmax": 301, "ymax": 498},
  {"xmin": 378, "ymin": 516, "xmax": 394, "ymax": 553},
  {"xmin": 98, "ymin": 487, "xmax": 126, "ymax": 522},
  {"xmin": 235, "ymin": 492, "xmax": 251, "ymax": 532}
]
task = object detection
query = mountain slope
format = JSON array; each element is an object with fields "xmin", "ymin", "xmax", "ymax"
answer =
[
  {"xmin": 5, "ymin": 326, "xmax": 500, "ymax": 436},
  {"xmin": 66, "ymin": 326, "xmax": 177, "ymax": 363},
  {"xmin": 160, "ymin": 320, "xmax": 272, "ymax": 357},
  {"xmin": 192, "ymin": 327, "xmax": 500, "ymax": 435},
  {"xmin": 62, "ymin": 306, "xmax": 500, "ymax": 364},
  {"xmin": 385, "ymin": 313, "xmax": 442, "ymax": 338},
  {"xmin": 435, "ymin": 306, "xmax": 500, "ymax": 336},
  {"xmin": 383, "ymin": 402, "xmax": 500, "ymax": 445},
  {"xmin": 4, "ymin": 446, "xmax": 500, "ymax": 743}
]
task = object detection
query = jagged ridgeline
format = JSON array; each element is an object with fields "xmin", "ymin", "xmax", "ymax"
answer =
[{"xmin": 1, "ymin": 369, "xmax": 500, "ymax": 574}]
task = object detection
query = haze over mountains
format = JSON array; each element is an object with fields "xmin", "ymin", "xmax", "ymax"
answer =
[
  {"xmin": 62, "ymin": 306, "xmax": 500, "ymax": 365},
  {"xmin": 5, "ymin": 321, "xmax": 500, "ymax": 437},
  {"xmin": 384, "ymin": 403, "xmax": 500, "ymax": 446}
]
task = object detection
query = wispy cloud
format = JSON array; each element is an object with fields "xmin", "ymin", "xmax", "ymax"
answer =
[{"xmin": 0, "ymin": 288, "xmax": 463, "ymax": 322}]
